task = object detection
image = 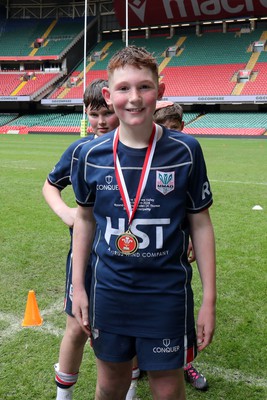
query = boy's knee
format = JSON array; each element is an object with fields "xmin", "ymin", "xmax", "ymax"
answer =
[
  {"xmin": 66, "ymin": 317, "xmax": 88, "ymax": 344},
  {"xmin": 148, "ymin": 369, "xmax": 185, "ymax": 400},
  {"xmin": 96, "ymin": 361, "xmax": 132, "ymax": 400},
  {"xmin": 96, "ymin": 382, "xmax": 129, "ymax": 400}
]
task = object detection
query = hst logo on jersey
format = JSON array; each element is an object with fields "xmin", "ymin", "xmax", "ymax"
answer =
[
  {"xmin": 105, "ymin": 217, "xmax": 170, "ymax": 249},
  {"xmin": 156, "ymin": 171, "xmax": 175, "ymax": 195}
]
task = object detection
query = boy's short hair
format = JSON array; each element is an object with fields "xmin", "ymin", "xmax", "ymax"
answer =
[
  {"xmin": 107, "ymin": 45, "xmax": 159, "ymax": 80},
  {"xmin": 83, "ymin": 78, "xmax": 109, "ymax": 109},
  {"xmin": 153, "ymin": 103, "xmax": 183, "ymax": 125}
]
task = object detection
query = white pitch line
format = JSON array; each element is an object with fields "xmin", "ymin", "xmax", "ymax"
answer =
[
  {"xmin": 41, "ymin": 299, "xmax": 64, "ymax": 316},
  {"xmin": 1, "ymin": 310, "xmax": 266, "ymax": 390},
  {"xmin": 196, "ymin": 362, "xmax": 267, "ymax": 389},
  {"xmin": 210, "ymin": 179, "xmax": 267, "ymax": 186},
  {"xmin": 0, "ymin": 310, "xmax": 65, "ymax": 344},
  {"xmin": 0, "ymin": 312, "xmax": 22, "ymax": 344},
  {"xmin": 40, "ymin": 322, "xmax": 65, "ymax": 337},
  {"xmin": 0, "ymin": 165, "xmax": 37, "ymax": 170}
]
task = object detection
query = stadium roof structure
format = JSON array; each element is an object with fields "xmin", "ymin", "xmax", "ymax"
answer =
[
  {"xmin": 1, "ymin": 1, "xmax": 267, "ymax": 27},
  {"xmin": 0, "ymin": 1, "xmax": 114, "ymax": 19}
]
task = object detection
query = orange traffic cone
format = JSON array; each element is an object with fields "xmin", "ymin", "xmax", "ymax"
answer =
[{"xmin": 22, "ymin": 290, "xmax": 43, "ymax": 327}]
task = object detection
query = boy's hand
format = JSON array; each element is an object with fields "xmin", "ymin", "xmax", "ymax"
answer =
[
  {"xmin": 155, "ymin": 100, "xmax": 174, "ymax": 110},
  {"xmin": 196, "ymin": 303, "xmax": 215, "ymax": 351},
  {"xmin": 59, "ymin": 207, "xmax": 77, "ymax": 227},
  {"xmin": 72, "ymin": 287, "xmax": 91, "ymax": 336},
  {"xmin": 187, "ymin": 240, "xmax": 196, "ymax": 263}
]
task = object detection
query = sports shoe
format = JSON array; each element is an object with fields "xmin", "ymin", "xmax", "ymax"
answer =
[{"xmin": 184, "ymin": 363, "xmax": 208, "ymax": 391}]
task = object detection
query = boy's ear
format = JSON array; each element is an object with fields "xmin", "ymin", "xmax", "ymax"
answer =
[
  {"xmin": 181, "ymin": 121, "xmax": 185, "ymax": 131},
  {"xmin": 102, "ymin": 87, "xmax": 112, "ymax": 105},
  {"xmin": 157, "ymin": 82, "xmax": 165, "ymax": 100}
]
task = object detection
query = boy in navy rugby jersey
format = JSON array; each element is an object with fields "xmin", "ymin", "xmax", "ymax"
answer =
[
  {"xmin": 72, "ymin": 45, "xmax": 216, "ymax": 400},
  {"xmin": 42, "ymin": 78, "xmax": 119, "ymax": 400}
]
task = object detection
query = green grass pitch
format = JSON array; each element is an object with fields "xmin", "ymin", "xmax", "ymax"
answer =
[{"xmin": 0, "ymin": 134, "xmax": 266, "ymax": 399}]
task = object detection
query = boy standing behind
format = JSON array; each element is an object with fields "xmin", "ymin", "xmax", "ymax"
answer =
[
  {"xmin": 154, "ymin": 101, "xmax": 209, "ymax": 391},
  {"xmin": 72, "ymin": 45, "xmax": 216, "ymax": 400},
  {"xmin": 154, "ymin": 101, "xmax": 184, "ymax": 132}
]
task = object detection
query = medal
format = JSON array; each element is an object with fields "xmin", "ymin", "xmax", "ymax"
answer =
[
  {"xmin": 116, "ymin": 230, "xmax": 139, "ymax": 255},
  {"xmin": 113, "ymin": 124, "xmax": 159, "ymax": 254}
]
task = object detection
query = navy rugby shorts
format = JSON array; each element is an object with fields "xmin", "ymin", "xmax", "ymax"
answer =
[{"xmin": 90, "ymin": 328, "xmax": 197, "ymax": 371}]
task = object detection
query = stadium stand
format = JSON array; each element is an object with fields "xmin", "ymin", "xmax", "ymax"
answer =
[
  {"xmin": 183, "ymin": 111, "xmax": 267, "ymax": 136},
  {"xmin": 0, "ymin": 112, "xmax": 84, "ymax": 134},
  {"xmin": 0, "ymin": 18, "xmax": 52, "ymax": 57},
  {"xmin": 0, "ymin": 112, "xmax": 19, "ymax": 125},
  {"xmin": 34, "ymin": 18, "xmax": 86, "ymax": 57},
  {"xmin": 0, "ymin": 17, "xmax": 90, "ymax": 57},
  {"xmin": 166, "ymin": 31, "xmax": 260, "ymax": 67},
  {"xmin": 0, "ymin": 110, "xmax": 266, "ymax": 137},
  {"xmin": 0, "ymin": 1, "xmax": 267, "ymax": 137},
  {"xmin": 46, "ymin": 27, "xmax": 267, "ymax": 101},
  {"xmin": 0, "ymin": 73, "xmax": 22, "ymax": 96},
  {"xmin": 50, "ymin": 70, "xmax": 107, "ymax": 100},
  {"xmin": 0, "ymin": 16, "xmax": 95, "ymax": 99},
  {"xmin": 161, "ymin": 64, "xmax": 241, "ymax": 97},
  {"xmin": 0, "ymin": 72, "xmax": 63, "ymax": 98},
  {"xmin": 241, "ymin": 62, "xmax": 267, "ymax": 95},
  {"xmin": 0, "ymin": 112, "xmax": 83, "ymax": 134}
]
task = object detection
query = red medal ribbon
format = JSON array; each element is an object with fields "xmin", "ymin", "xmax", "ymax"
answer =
[{"xmin": 113, "ymin": 124, "xmax": 158, "ymax": 228}]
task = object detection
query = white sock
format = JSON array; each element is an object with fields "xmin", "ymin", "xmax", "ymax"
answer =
[
  {"xmin": 125, "ymin": 379, "xmax": 138, "ymax": 400},
  {"xmin": 56, "ymin": 386, "xmax": 74, "ymax": 400},
  {"xmin": 54, "ymin": 363, "xmax": 78, "ymax": 400},
  {"xmin": 125, "ymin": 366, "xmax": 140, "ymax": 400}
]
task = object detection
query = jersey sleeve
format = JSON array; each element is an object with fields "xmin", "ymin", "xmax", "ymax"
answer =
[
  {"xmin": 69, "ymin": 137, "xmax": 93, "ymax": 186},
  {"xmin": 72, "ymin": 144, "xmax": 95, "ymax": 207},
  {"xmin": 186, "ymin": 140, "xmax": 213, "ymax": 213},
  {"xmin": 47, "ymin": 141, "xmax": 78, "ymax": 190}
]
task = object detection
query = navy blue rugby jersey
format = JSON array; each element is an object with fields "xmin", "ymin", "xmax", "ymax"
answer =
[
  {"xmin": 74, "ymin": 126, "xmax": 213, "ymax": 338},
  {"xmin": 47, "ymin": 135, "xmax": 94, "ymax": 190}
]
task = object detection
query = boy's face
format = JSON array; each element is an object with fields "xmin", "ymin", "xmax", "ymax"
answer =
[
  {"xmin": 86, "ymin": 105, "xmax": 119, "ymax": 136},
  {"xmin": 103, "ymin": 65, "xmax": 165, "ymax": 128}
]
